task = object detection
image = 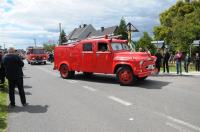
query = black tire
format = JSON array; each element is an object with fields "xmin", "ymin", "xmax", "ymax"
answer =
[
  {"xmin": 44, "ymin": 61, "xmax": 46, "ymax": 65},
  {"xmin": 83, "ymin": 72, "xmax": 93, "ymax": 77},
  {"xmin": 28, "ymin": 61, "xmax": 30, "ymax": 64},
  {"xmin": 116, "ymin": 67, "xmax": 136, "ymax": 86},
  {"xmin": 60, "ymin": 64, "xmax": 74, "ymax": 79}
]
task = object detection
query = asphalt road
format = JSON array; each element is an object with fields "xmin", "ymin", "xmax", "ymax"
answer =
[{"xmin": 8, "ymin": 62, "xmax": 200, "ymax": 132}]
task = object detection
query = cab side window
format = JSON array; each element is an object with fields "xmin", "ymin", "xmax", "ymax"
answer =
[
  {"xmin": 83, "ymin": 43, "xmax": 92, "ymax": 51},
  {"xmin": 98, "ymin": 43, "xmax": 108, "ymax": 52}
]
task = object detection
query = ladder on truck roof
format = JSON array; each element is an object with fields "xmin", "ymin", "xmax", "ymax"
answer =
[{"xmin": 61, "ymin": 35, "xmax": 122, "ymax": 45}]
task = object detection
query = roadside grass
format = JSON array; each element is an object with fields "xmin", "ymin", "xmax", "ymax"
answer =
[
  {"xmin": 160, "ymin": 63, "xmax": 196, "ymax": 73},
  {"xmin": 0, "ymin": 81, "xmax": 8, "ymax": 132}
]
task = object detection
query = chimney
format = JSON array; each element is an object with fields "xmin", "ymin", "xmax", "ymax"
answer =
[
  {"xmin": 83, "ymin": 24, "xmax": 87, "ymax": 28},
  {"xmin": 101, "ymin": 27, "xmax": 104, "ymax": 32}
]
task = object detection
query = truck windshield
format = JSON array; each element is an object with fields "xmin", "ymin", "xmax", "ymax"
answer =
[
  {"xmin": 111, "ymin": 43, "xmax": 131, "ymax": 51},
  {"xmin": 32, "ymin": 49, "xmax": 45, "ymax": 54}
]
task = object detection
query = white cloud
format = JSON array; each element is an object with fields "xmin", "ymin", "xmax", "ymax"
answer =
[{"xmin": 0, "ymin": 0, "xmax": 176, "ymax": 49}]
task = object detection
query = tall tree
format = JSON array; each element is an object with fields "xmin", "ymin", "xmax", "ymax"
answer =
[
  {"xmin": 115, "ymin": 18, "xmax": 128, "ymax": 40},
  {"xmin": 154, "ymin": 0, "xmax": 200, "ymax": 52},
  {"xmin": 43, "ymin": 43, "xmax": 56, "ymax": 52},
  {"xmin": 59, "ymin": 29, "xmax": 67, "ymax": 44},
  {"xmin": 136, "ymin": 32, "xmax": 156, "ymax": 54}
]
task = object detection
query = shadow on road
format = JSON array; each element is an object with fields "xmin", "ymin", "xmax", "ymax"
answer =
[
  {"xmin": 15, "ymin": 90, "xmax": 32, "ymax": 95},
  {"xmin": 73, "ymin": 74, "xmax": 118, "ymax": 84},
  {"xmin": 9, "ymin": 105, "xmax": 49, "ymax": 113},
  {"xmin": 23, "ymin": 76, "xmax": 31, "ymax": 79},
  {"xmin": 134, "ymin": 79, "xmax": 170, "ymax": 89},
  {"xmin": 24, "ymin": 85, "xmax": 32, "ymax": 89},
  {"xmin": 71, "ymin": 74, "xmax": 170, "ymax": 89}
]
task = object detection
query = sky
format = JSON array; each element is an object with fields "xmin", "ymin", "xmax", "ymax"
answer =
[{"xmin": 0, "ymin": 0, "xmax": 176, "ymax": 49}]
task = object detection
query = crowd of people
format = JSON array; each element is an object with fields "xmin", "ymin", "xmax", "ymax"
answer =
[
  {"xmin": 0, "ymin": 48, "xmax": 27, "ymax": 108},
  {"xmin": 154, "ymin": 49, "xmax": 200, "ymax": 74}
]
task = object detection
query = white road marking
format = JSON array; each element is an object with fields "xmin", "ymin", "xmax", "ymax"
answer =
[
  {"xmin": 166, "ymin": 122, "xmax": 191, "ymax": 132},
  {"xmin": 82, "ymin": 86, "xmax": 97, "ymax": 92},
  {"xmin": 108, "ymin": 96, "xmax": 132, "ymax": 106},
  {"xmin": 155, "ymin": 112, "xmax": 200, "ymax": 132},
  {"xmin": 167, "ymin": 115, "xmax": 200, "ymax": 132},
  {"xmin": 129, "ymin": 118, "xmax": 134, "ymax": 121},
  {"xmin": 67, "ymin": 80, "xmax": 78, "ymax": 84}
]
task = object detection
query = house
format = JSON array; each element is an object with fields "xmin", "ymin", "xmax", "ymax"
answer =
[
  {"xmin": 66, "ymin": 24, "xmax": 118, "ymax": 41},
  {"xmin": 89, "ymin": 26, "xmax": 118, "ymax": 38},
  {"xmin": 67, "ymin": 24, "xmax": 95, "ymax": 42}
]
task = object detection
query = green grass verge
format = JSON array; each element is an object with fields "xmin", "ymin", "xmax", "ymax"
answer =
[
  {"xmin": 0, "ymin": 82, "xmax": 8, "ymax": 132},
  {"xmin": 160, "ymin": 63, "xmax": 196, "ymax": 73}
]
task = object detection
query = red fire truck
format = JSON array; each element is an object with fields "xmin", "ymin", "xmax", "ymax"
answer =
[
  {"xmin": 54, "ymin": 37, "xmax": 157, "ymax": 85},
  {"xmin": 26, "ymin": 47, "xmax": 48, "ymax": 65}
]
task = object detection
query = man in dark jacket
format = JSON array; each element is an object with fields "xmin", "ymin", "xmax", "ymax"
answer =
[
  {"xmin": 0, "ymin": 50, "xmax": 5, "ymax": 84},
  {"xmin": 163, "ymin": 50, "xmax": 170, "ymax": 73},
  {"xmin": 3, "ymin": 47, "xmax": 27, "ymax": 107}
]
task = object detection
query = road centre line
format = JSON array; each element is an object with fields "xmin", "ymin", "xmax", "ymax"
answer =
[
  {"xmin": 166, "ymin": 122, "xmax": 191, "ymax": 132},
  {"xmin": 82, "ymin": 86, "xmax": 97, "ymax": 92},
  {"xmin": 167, "ymin": 115, "xmax": 200, "ymax": 132},
  {"xmin": 108, "ymin": 96, "xmax": 132, "ymax": 106},
  {"xmin": 155, "ymin": 112, "xmax": 200, "ymax": 132}
]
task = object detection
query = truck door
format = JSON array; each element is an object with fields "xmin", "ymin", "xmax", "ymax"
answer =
[
  {"xmin": 81, "ymin": 43, "xmax": 95, "ymax": 72},
  {"xmin": 95, "ymin": 42, "xmax": 113, "ymax": 73}
]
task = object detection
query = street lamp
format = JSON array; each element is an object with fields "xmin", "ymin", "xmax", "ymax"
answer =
[{"xmin": 126, "ymin": 22, "xmax": 139, "ymax": 51}]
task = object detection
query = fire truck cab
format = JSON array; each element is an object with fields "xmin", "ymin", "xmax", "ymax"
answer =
[
  {"xmin": 26, "ymin": 47, "xmax": 48, "ymax": 65},
  {"xmin": 54, "ymin": 37, "xmax": 157, "ymax": 85}
]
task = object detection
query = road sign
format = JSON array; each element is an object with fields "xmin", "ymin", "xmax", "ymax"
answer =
[
  {"xmin": 151, "ymin": 41, "xmax": 165, "ymax": 48},
  {"xmin": 193, "ymin": 40, "xmax": 200, "ymax": 46}
]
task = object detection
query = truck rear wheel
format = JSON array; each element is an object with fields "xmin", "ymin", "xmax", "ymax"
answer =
[
  {"xmin": 60, "ymin": 64, "xmax": 74, "ymax": 79},
  {"xmin": 117, "ymin": 67, "xmax": 136, "ymax": 86}
]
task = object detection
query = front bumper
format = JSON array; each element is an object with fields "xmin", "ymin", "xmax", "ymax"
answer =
[
  {"xmin": 30, "ymin": 60, "xmax": 47, "ymax": 63},
  {"xmin": 137, "ymin": 69, "xmax": 157, "ymax": 77}
]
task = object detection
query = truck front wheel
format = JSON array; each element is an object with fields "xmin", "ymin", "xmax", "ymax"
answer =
[{"xmin": 117, "ymin": 67, "xmax": 136, "ymax": 86}]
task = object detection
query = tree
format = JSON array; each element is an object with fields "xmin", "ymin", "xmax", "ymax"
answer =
[
  {"xmin": 136, "ymin": 32, "xmax": 156, "ymax": 54},
  {"xmin": 43, "ymin": 43, "xmax": 56, "ymax": 52},
  {"xmin": 59, "ymin": 29, "xmax": 67, "ymax": 44},
  {"xmin": 115, "ymin": 18, "xmax": 128, "ymax": 40},
  {"xmin": 154, "ymin": 0, "xmax": 200, "ymax": 53}
]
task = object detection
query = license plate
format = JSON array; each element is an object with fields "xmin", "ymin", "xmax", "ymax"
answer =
[{"xmin": 148, "ymin": 65, "xmax": 154, "ymax": 69}]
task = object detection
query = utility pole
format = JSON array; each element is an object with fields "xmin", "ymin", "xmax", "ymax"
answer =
[
  {"xmin": 33, "ymin": 38, "xmax": 37, "ymax": 47},
  {"xmin": 3, "ymin": 42, "xmax": 5, "ymax": 50},
  {"xmin": 126, "ymin": 22, "xmax": 139, "ymax": 51},
  {"xmin": 59, "ymin": 23, "xmax": 62, "ymax": 45}
]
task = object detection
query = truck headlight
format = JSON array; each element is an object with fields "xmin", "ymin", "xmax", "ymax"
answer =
[{"xmin": 139, "ymin": 60, "xmax": 144, "ymax": 66}]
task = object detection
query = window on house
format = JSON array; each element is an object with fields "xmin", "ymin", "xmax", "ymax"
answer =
[{"xmin": 83, "ymin": 43, "xmax": 92, "ymax": 51}]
